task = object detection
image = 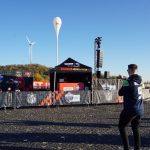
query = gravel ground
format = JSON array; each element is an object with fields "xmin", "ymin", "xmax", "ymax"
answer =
[{"xmin": 0, "ymin": 102, "xmax": 150, "ymax": 150}]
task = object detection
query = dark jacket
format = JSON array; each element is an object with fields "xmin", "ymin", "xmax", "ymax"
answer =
[{"xmin": 119, "ymin": 74, "xmax": 144, "ymax": 116}]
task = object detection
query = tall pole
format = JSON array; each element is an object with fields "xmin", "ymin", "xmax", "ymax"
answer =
[
  {"xmin": 29, "ymin": 45, "xmax": 31, "ymax": 64},
  {"xmin": 29, "ymin": 45, "xmax": 32, "ymax": 64},
  {"xmin": 30, "ymin": 45, "xmax": 32, "ymax": 64},
  {"xmin": 56, "ymin": 33, "xmax": 58, "ymax": 65},
  {"xmin": 53, "ymin": 17, "xmax": 62, "ymax": 91},
  {"xmin": 53, "ymin": 17, "xmax": 62, "ymax": 66},
  {"xmin": 94, "ymin": 37, "xmax": 103, "ymax": 89}
]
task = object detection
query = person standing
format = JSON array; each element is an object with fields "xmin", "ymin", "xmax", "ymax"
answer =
[{"xmin": 118, "ymin": 64, "xmax": 144, "ymax": 150}]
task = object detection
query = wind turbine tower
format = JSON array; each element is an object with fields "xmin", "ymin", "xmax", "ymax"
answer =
[{"xmin": 26, "ymin": 36, "xmax": 35, "ymax": 64}]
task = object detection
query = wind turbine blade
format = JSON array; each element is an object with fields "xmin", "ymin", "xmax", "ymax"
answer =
[
  {"xmin": 31, "ymin": 42, "xmax": 35, "ymax": 45},
  {"xmin": 26, "ymin": 35, "xmax": 31, "ymax": 43}
]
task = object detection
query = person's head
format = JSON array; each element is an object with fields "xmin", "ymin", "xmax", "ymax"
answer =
[
  {"xmin": 127, "ymin": 64, "xmax": 138, "ymax": 76},
  {"xmin": 9, "ymin": 79, "xmax": 14, "ymax": 84},
  {"xmin": 0, "ymin": 75, "xmax": 3, "ymax": 83}
]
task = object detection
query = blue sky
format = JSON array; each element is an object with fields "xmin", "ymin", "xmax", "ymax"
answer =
[{"xmin": 0, "ymin": 0, "xmax": 150, "ymax": 81}]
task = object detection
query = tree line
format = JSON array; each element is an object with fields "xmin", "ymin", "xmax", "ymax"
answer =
[{"xmin": 0, "ymin": 64, "xmax": 51, "ymax": 81}]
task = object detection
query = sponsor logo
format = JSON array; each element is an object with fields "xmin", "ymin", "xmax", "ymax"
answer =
[
  {"xmin": 63, "ymin": 87, "xmax": 74, "ymax": 92},
  {"xmin": 64, "ymin": 63, "xmax": 80, "ymax": 67},
  {"xmin": 60, "ymin": 67, "xmax": 88, "ymax": 71},
  {"xmin": 65, "ymin": 92, "xmax": 80, "ymax": 103},
  {"xmin": 27, "ymin": 93, "xmax": 36, "ymax": 104}
]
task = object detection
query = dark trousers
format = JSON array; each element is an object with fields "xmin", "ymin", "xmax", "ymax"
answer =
[{"xmin": 118, "ymin": 111, "xmax": 141, "ymax": 150}]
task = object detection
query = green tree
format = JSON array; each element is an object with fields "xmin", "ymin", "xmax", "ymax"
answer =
[{"xmin": 34, "ymin": 73, "xmax": 44, "ymax": 81}]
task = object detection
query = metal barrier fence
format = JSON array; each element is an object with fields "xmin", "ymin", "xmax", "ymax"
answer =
[
  {"xmin": 0, "ymin": 89, "xmax": 149, "ymax": 109},
  {"xmin": 92, "ymin": 90, "xmax": 119, "ymax": 104},
  {"xmin": 143, "ymin": 89, "xmax": 150, "ymax": 101},
  {"xmin": 0, "ymin": 91, "xmax": 91, "ymax": 108},
  {"xmin": 0, "ymin": 91, "xmax": 50, "ymax": 108}
]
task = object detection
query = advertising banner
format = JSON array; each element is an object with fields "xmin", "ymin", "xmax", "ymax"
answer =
[
  {"xmin": 64, "ymin": 92, "xmax": 80, "ymax": 103},
  {"xmin": 58, "ymin": 83, "xmax": 84, "ymax": 92},
  {"xmin": 33, "ymin": 81, "xmax": 50, "ymax": 90}
]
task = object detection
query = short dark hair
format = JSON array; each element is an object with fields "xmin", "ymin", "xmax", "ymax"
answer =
[{"xmin": 128, "ymin": 64, "xmax": 138, "ymax": 70}]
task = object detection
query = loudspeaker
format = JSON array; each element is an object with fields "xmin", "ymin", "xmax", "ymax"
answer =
[
  {"xmin": 96, "ymin": 71, "xmax": 101, "ymax": 78},
  {"xmin": 104, "ymin": 71, "xmax": 110, "ymax": 79},
  {"xmin": 96, "ymin": 50, "xmax": 103, "ymax": 68}
]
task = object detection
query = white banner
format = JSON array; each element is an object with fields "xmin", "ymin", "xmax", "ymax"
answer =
[{"xmin": 65, "ymin": 92, "xmax": 80, "ymax": 103}]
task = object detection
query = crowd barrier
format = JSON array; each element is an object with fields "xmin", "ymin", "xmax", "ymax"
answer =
[
  {"xmin": 0, "ymin": 91, "xmax": 49, "ymax": 108},
  {"xmin": 0, "ymin": 89, "xmax": 149, "ymax": 109},
  {"xmin": 0, "ymin": 91, "xmax": 91, "ymax": 108},
  {"xmin": 143, "ymin": 89, "xmax": 150, "ymax": 101},
  {"xmin": 92, "ymin": 90, "xmax": 122, "ymax": 104}
]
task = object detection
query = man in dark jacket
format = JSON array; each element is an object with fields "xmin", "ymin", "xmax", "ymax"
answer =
[{"xmin": 118, "ymin": 64, "xmax": 144, "ymax": 150}]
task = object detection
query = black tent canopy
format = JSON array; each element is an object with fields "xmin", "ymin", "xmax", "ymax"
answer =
[{"xmin": 50, "ymin": 58, "xmax": 92, "ymax": 91}]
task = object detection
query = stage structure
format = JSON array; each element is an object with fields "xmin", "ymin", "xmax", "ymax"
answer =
[
  {"xmin": 94, "ymin": 37, "xmax": 103, "ymax": 78},
  {"xmin": 50, "ymin": 58, "xmax": 92, "ymax": 92},
  {"xmin": 94, "ymin": 37, "xmax": 112, "ymax": 90}
]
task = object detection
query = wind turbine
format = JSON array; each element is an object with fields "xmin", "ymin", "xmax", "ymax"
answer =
[{"xmin": 26, "ymin": 36, "xmax": 35, "ymax": 64}]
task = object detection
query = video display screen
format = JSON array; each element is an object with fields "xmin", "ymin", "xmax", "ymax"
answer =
[{"xmin": 0, "ymin": 75, "xmax": 33, "ymax": 91}]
